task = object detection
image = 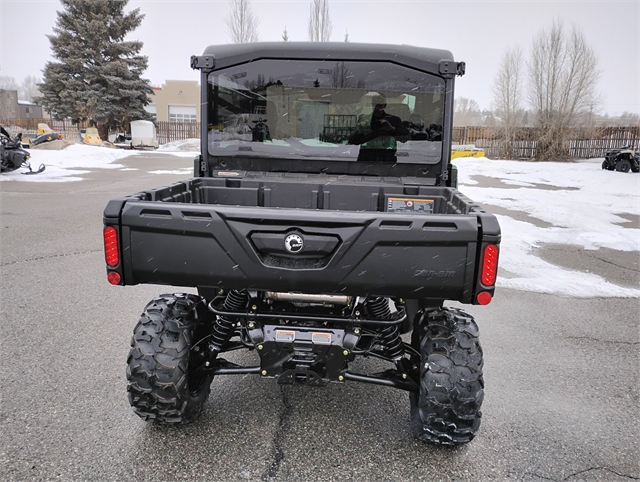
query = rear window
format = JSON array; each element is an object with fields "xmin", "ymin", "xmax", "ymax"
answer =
[{"xmin": 207, "ymin": 59, "xmax": 445, "ymax": 165}]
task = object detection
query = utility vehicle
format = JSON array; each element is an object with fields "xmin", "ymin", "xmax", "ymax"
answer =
[{"xmin": 103, "ymin": 42, "xmax": 501, "ymax": 445}]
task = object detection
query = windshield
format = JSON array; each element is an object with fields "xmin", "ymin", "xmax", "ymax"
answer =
[{"xmin": 207, "ymin": 59, "xmax": 445, "ymax": 165}]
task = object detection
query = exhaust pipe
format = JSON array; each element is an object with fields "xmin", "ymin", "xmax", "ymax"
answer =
[{"xmin": 265, "ymin": 292, "xmax": 352, "ymax": 305}]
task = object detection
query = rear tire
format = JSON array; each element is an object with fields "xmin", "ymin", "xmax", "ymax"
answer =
[
  {"xmin": 410, "ymin": 308, "xmax": 484, "ymax": 445},
  {"xmin": 127, "ymin": 293, "xmax": 213, "ymax": 424},
  {"xmin": 615, "ymin": 159, "xmax": 631, "ymax": 173}
]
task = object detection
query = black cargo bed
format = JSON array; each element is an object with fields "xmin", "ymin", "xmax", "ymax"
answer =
[{"xmin": 105, "ymin": 175, "xmax": 499, "ymax": 302}]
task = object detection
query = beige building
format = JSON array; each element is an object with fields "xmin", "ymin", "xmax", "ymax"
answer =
[{"xmin": 146, "ymin": 80, "xmax": 200, "ymax": 123}]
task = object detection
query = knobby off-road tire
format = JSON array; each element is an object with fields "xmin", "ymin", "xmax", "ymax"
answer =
[
  {"xmin": 615, "ymin": 159, "xmax": 631, "ymax": 173},
  {"xmin": 410, "ymin": 308, "xmax": 484, "ymax": 445},
  {"xmin": 127, "ymin": 293, "xmax": 213, "ymax": 424}
]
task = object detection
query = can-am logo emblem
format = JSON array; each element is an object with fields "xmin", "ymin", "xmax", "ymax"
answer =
[{"xmin": 284, "ymin": 234, "xmax": 304, "ymax": 253}]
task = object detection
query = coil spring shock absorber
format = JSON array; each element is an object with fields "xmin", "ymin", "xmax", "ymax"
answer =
[
  {"xmin": 364, "ymin": 296, "xmax": 405, "ymax": 361},
  {"xmin": 209, "ymin": 289, "xmax": 249, "ymax": 354}
]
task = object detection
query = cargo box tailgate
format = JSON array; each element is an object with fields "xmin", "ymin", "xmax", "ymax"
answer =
[{"xmin": 119, "ymin": 202, "xmax": 480, "ymax": 302}]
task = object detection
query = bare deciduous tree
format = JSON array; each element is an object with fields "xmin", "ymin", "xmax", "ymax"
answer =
[
  {"xmin": 20, "ymin": 75, "xmax": 42, "ymax": 102},
  {"xmin": 308, "ymin": 0, "xmax": 332, "ymax": 41},
  {"xmin": 0, "ymin": 75, "xmax": 19, "ymax": 91},
  {"xmin": 453, "ymin": 97, "xmax": 481, "ymax": 127},
  {"xmin": 527, "ymin": 19, "xmax": 600, "ymax": 160},
  {"xmin": 493, "ymin": 47, "xmax": 524, "ymax": 126},
  {"xmin": 282, "ymin": 26, "xmax": 289, "ymax": 41},
  {"xmin": 492, "ymin": 47, "xmax": 524, "ymax": 158},
  {"xmin": 331, "ymin": 62, "xmax": 352, "ymax": 88},
  {"xmin": 225, "ymin": 0, "xmax": 259, "ymax": 44}
]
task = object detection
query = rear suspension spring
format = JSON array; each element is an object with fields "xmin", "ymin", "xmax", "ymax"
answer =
[
  {"xmin": 209, "ymin": 289, "xmax": 249, "ymax": 353},
  {"xmin": 365, "ymin": 297, "xmax": 405, "ymax": 361}
]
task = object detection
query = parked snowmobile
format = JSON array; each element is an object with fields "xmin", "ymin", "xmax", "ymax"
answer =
[
  {"xmin": 28, "ymin": 123, "xmax": 64, "ymax": 146},
  {"xmin": 80, "ymin": 127, "xmax": 102, "ymax": 145},
  {"xmin": 31, "ymin": 131, "xmax": 63, "ymax": 146},
  {"xmin": 1, "ymin": 126, "xmax": 45, "ymax": 175},
  {"xmin": 602, "ymin": 145, "xmax": 640, "ymax": 173}
]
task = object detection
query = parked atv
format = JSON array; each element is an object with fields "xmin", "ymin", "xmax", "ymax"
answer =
[
  {"xmin": 1, "ymin": 126, "xmax": 45, "ymax": 175},
  {"xmin": 602, "ymin": 145, "xmax": 639, "ymax": 173}
]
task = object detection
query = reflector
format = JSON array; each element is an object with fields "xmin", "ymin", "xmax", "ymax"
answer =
[
  {"xmin": 476, "ymin": 291, "xmax": 492, "ymax": 305},
  {"xmin": 107, "ymin": 271, "xmax": 121, "ymax": 285}
]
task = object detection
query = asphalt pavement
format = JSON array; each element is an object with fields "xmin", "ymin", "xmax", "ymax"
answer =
[{"xmin": 1, "ymin": 153, "xmax": 638, "ymax": 481}]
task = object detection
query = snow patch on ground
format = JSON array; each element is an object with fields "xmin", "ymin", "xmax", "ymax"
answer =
[
  {"xmin": 157, "ymin": 138, "xmax": 200, "ymax": 157},
  {"xmin": 149, "ymin": 168, "xmax": 193, "ymax": 175},
  {"xmin": 0, "ymin": 144, "xmax": 140, "ymax": 182},
  {"xmin": 457, "ymin": 157, "xmax": 640, "ymax": 297}
]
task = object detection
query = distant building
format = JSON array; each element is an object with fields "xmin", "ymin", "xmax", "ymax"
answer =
[
  {"xmin": 18, "ymin": 100, "xmax": 43, "ymax": 119},
  {"xmin": 146, "ymin": 80, "xmax": 200, "ymax": 123},
  {"xmin": 0, "ymin": 90, "xmax": 44, "ymax": 119},
  {"xmin": 4, "ymin": 82, "xmax": 200, "ymax": 123}
]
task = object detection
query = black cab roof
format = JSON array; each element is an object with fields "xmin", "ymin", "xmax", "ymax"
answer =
[{"xmin": 194, "ymin": 42, "xmax": 463, "ymax": 78}]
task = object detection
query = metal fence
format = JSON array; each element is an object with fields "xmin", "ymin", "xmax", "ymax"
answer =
[{"xmin": 3, "ymin": 118, "xmax": 638, "ymax": 159}]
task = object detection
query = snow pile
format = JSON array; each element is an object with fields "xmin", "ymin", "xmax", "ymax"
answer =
[{"xmin": 157, "ymin": 138, "xmax": 200, "ymax": 153}]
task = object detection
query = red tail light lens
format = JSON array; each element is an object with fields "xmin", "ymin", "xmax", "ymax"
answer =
[
  {"xmin": 107, "ymin": 272, "xmax": 121, "ymax": 285},
  {"xmin": 103, "ymin": 226, "xmax": 119, "ymax": 267},
  {"xmin": 481, "ymin": 244, "xmax": 499, "ymax": 286}
]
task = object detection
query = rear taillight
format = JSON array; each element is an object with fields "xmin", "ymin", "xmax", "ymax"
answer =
[
  {"xmin": 481, "ymin": 244, "xmax": 499, "ymax": 286},
  {"xmin": 103, "ymin": 226, "xmax": 119, "ymax": 267}
]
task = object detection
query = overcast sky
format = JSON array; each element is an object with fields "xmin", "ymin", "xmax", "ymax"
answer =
[{"xmin": 1, "ymin": 0, "xmax": 638, "ymax": 116}]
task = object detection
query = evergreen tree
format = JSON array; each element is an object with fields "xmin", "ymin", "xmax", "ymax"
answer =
[{"xmin": 38, "ymin": 0, "xmax": 153, "ymax": 137}]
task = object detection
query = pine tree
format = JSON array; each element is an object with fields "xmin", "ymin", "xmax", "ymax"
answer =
[{"xmin": 38, "ymin": 0, "xmax": 153, "ymax": 137}]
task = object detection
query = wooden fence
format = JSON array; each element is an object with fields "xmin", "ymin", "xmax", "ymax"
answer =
[
  {"xmin": 453, "ymin": 126, "xmax": 640, "ymax": 159},
  {"xmin": 155, "ymin": 121, "xmax": 199, "ymax": 145},
  {"xmin": 1, "ymin": 118, "xmax": 91, "ymax": 141},
  {"xmin": 3, "ymin": 118, "xmax": 638, "ymax": 159},
  {"xmin": 0, "ymin": 118, "xmax": 201, "ymax": 145}
]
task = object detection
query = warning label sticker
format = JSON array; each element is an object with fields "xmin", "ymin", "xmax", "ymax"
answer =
[
  {"xmin": 276, "ymin": 330, "xmax": 295, "ymax": 342},
  {"xmin": 386, "ymin": 197, "xmax": 434, "ymax": 214}
]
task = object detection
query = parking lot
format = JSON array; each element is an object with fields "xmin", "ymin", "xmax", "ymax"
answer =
[{"xmin": 1, "ymin": 153, "xmax": 638, "ymax": 481}]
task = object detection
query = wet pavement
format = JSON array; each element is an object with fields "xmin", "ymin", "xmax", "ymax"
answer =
[{"xmin": 1, "ymin": 153, "xmax": 638, "ymax": 481}]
